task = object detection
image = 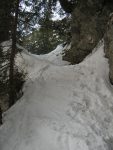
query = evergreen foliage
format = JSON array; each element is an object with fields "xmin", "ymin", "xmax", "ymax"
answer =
[
  {"xmin": 23, "ymin": 17, "xmax": 71, "ymax": 54},
  {"xmin": 0, "ymin": 1, "xmax": 14, "ymax": 42},
  {"xmin": 0, "ymin": 0, "xmax": 26, "ymax": 110}
]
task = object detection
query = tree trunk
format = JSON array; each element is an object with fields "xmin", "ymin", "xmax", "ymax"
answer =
[
  {"xmin": 59, "ymin": 0, "xmax": 76, "ymax": 13},
  {"xmin": 9, "ymin": 0, "xmax": 20, "ymax": 107}
]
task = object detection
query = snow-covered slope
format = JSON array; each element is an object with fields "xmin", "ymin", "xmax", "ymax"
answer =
[
  {"xmin": 31, "ymin": 44, "xmax": 70, "ymax": 66},
  {"xmin": 1, "ymin": 42, "xmax": 113, "ymax": 150}
]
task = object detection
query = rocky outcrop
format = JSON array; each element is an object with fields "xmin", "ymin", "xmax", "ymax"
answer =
[
  {"xmin": 63, "ymin": 0, "xmax": 113, "ymax": 64},
  {"xmin": 104, "ymin": 13, "xmax": 113, "ymax": 84},
  {"xmin": 0, "ymin": 106, "xmax": 2, "ymax": 125}
]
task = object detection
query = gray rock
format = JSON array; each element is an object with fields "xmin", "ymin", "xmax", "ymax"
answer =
[
  {"xmin": 0, "ymin": 106, "xmax": 2, "ymax": 125},
  {"xmin": 63, "ymin": 0, "xmax": 113, "ymax": 64},
  {"xmin": 104, "ymin": 13, "xmax": 113, "ymax": 84}
]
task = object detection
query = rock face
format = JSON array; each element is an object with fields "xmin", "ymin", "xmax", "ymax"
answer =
[
  {"xmin": 63, "ymin": 0, "xmax": 113, "ymax": 64},
  {"xmin": 104, "ymin": 14, "xmax": 113, "ymax": 84},
  {"xmin": 0, "ymin": 106, "xmax": 2, "ymax": 125}
]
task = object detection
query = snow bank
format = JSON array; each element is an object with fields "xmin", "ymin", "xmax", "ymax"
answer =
[
  {"xmin": 31, "ymin": 44, "xmax": 70, "ymax": 65},
  {"xmin": 1, "ymin": 41, "xmax": 113, "ymax": 150}
]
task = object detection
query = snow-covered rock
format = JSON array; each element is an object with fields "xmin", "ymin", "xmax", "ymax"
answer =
[{"xmin": 0, "ymin": 41, "xmax": 113, "ymax": 150}]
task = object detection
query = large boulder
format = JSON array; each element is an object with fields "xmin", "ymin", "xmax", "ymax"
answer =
[
  {"xmin": 63, "ymin": 0, "xmax": 113, "ymax": 64},
  {"xmin": 104, "ymin": 13, "xmax": 113, "ymax": 84}
]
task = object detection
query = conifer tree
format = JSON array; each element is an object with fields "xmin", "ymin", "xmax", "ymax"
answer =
[{"xmin": 9, "ymin": 0, "xmax": 20, "ymax": 107}]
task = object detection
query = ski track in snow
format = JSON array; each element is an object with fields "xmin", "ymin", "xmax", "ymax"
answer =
[{"xmin": 1, "ymin": 42, "xmax": 113, "ymax": 150}]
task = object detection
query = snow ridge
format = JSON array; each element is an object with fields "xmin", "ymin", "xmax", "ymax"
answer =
[{"xmin": 1, "ymin": 42, "xmax": 113, "ymax": 150}]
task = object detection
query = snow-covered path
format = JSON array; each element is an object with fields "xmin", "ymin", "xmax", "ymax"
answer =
[{"xmin": 1, "ymin": 43, "xmax": 113, "ymax": 150}]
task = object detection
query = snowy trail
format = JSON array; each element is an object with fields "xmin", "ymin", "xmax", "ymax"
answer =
[{"xmin": 1, "ymin": 42, "xmax": 113, "ymax": 150}]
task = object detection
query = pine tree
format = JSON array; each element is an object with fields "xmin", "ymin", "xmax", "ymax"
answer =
[{"xmin": 9, "ymin": 0, "xmax": 20, "ymax": 107}]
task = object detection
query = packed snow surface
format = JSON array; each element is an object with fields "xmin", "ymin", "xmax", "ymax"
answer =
[{"xmin": 1, "ymin": 42, "xmax": 113, "ymax": 150}]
